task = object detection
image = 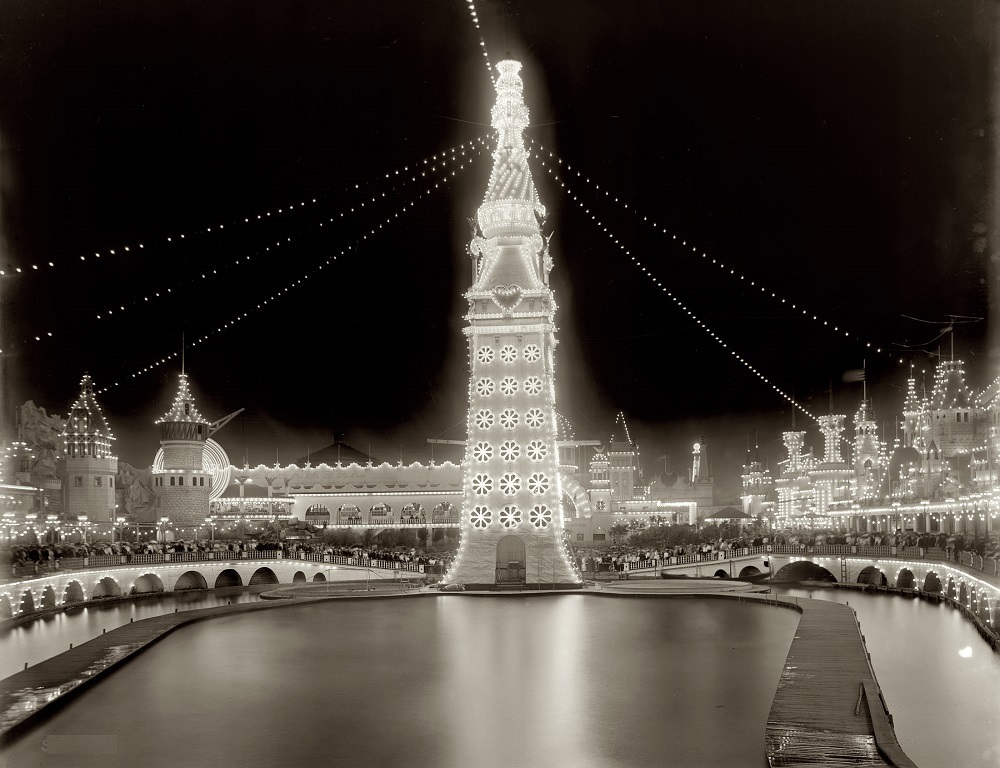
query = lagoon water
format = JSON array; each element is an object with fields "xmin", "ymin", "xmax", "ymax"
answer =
[
  {"xmin": 2, "ymin": 596, "xmax": 798, "ymax": 768},
  {"xmin": 3, "ymin": 588, "xmax": 999, "ymax": 767}
]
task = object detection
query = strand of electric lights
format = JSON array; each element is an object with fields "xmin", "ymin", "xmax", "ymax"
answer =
[
  {"xmin": 553, "ymin": 170, "xmax": 817, "ymax": 422},
  {"xmin": 21, "ymin": 137, "xmax": 492, "ymax": 345},
  {"xmin": 525, "ymin": 138, "xmax": 890, "ymax": 360},
  {"xmin": 465, "ymin": 0, "xmax": 494, "ymax": 85},
  {"xmin": 95, "ymin": 144, "xmax": 486, "ymax": 395}
]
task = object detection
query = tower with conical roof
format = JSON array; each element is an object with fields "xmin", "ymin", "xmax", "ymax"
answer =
[
  {"xmin": 153, "ymin": 372, "xmax": 212, "ymax": 528},
  {"xmin": 444, "ymin": 60, "xmax": 580, "ymax": 588},
  {"xmin": 62, "ymin": 374, "xmax": 118, "ymax": 530}
]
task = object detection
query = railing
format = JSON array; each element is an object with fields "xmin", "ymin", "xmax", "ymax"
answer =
[{"xmin": 602, "ymin": 544, "xmax": 1000, "ymax": 579}]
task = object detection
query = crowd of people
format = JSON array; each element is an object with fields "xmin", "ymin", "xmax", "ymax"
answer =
[{"xmin": 3, "ymin": 538, "xmax": 454, "ymax": 578}]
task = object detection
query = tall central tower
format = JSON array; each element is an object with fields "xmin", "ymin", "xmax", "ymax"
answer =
[{"xmin": 444, "ymin": 60, "xmax": 581, "ymax": 588}]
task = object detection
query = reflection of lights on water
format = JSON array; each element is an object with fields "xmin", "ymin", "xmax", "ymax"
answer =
[{"xmin": 958, "ymin": 646, "xmax": 973, "ymax": 658}]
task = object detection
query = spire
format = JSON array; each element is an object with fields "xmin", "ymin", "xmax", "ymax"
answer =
[
  {"xmin": 62, "ymin": 373, "xmax": 116, "ymax": 458},
  {"xmin": 156, "ymin": 372, "xmax": 209, "ymax": 426},
  {"xmin": 468, "ymin": 60, "xmax": 548, "ymax": 294}
]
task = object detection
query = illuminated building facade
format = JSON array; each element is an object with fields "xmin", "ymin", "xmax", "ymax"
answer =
[{"xmin": 444, "ymin": 60, "xmax": 580, "ymax": 587}]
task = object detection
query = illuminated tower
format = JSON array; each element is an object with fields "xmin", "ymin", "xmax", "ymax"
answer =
[
  {"xmin": 62, "ymin": 374, "xmax": 118, "ymax": 528},
  {"xmin": 852, "ymin": 400, "xmax": 882, "ymax": 503},
  {"xmin": 445, "ymin": 60, "xmax": 581, "ymax": 588},
  {"xmin": 153, "ymin": 372, "xmax": 212, "ymax": 527}
]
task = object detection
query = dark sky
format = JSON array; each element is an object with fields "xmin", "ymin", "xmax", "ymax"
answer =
[{"xmin": 1, "ymin": 1, "xmax": 996, "ymax": 498}]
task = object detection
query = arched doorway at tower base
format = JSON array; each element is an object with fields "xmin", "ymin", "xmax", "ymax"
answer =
[{"xmin": 496, "ymin": 535, "xmax": 526, "ymax": 585}]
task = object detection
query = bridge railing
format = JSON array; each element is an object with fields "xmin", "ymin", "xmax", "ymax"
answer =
[{"xmin": 613, "ymin": 543, "xmax": 1000, "ymax": 579}]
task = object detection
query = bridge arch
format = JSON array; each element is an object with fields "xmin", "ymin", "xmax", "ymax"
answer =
[
  {"xmin": 923, "ymin": 571, "xmax": 942, "ymax": 593},
  {"xmin": 292, "ymin": 571, "xmax": 307, "ymax": 584},
  {"xmin": 713, "ymin": 569, "xmax": 729, "ymax": 579},
  {"xmin": 20, "ymin": 589, "xmax": 36, "ymax": 613},
  {"xmin": 895, "ymin": 568, "xmax": 915, "ymax": 589},
  {"xmin": 0, "ymin": 593, "xmax": 13, "ymax": 619},
  {"xmin": 131, "ymin": 573, "xmax": 165, "ymax": 594},
  {"xmin": 313, "ymin": 572, "xmax": 327, "ymax": 582},
  {"xmin": 248, "ymin": 567, "xmax": 278, "ymax": 586},
  {"xmin": 215, "ymin": 569, "xmax": 243, "ymax": 588},
  {"xmin": 40, "ymin": 585, "xmax": 57, "ymax": 609},
  {"xmin": 92, "ymin": 577, "xmax": 122, "ymax": 599},
  {"xmin": 772, "ymin": 561, "xmax": 837, "ymax": 583},
  {"xmin": 174, "ymin": 571, "xmax": 209, "ymax": 591},
  {"xmin": 738, "ymin": 565, "xmax": 761, "ymax": 578},
  {"xmin": 959, "ymin": 581, "xmax": 968, "ymax": 608},
  {"xmin": 857, "ymin": 566, "xmax": 886, "ymax": 586},
  {"xmin": 64, "ymin": 580, "xmax": 85, "ymax": 604}
]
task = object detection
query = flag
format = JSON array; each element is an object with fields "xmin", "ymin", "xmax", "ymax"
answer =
[{"xmin": 842, "ymin": 369, "xmax": 866, "ymax": 383}]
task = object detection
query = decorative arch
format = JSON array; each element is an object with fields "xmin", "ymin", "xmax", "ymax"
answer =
[
  {"xmin": 215, "ymin": 569, "xmax": 243, "ymax": 588},
  {"xmin": 559, "ymin": 474, "xmax": 593, "ymax": 519},
  {"xmin": 496, "ymin": 535, "xmax": 526, "ymax": 584},
  {"xmin": 305, "ymin": 505, "xmax": 331, "ymax": 526},
  {"xmin": 174, "ymin": 571, "xmax": 209, "ymax": 591},
  {"xmin": 946, "ymin": 576, "xmax": 957, "ymax": 599}
]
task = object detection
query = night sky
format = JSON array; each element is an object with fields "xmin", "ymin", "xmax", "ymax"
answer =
[{"xmin": 1, "ymin": 1, "xmax": 996, "ymax": 498}]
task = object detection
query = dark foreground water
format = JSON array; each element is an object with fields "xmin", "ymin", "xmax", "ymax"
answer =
[{"xmin": 2, "ymin": 596, "xmax": 798, "ymax": 768}]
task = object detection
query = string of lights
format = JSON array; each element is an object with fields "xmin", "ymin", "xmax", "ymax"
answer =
[
  {"xmin": 94, "ymin": 142, "xmax": 488, "ymax": 394},
  {"xmin": 526, "ymin": 139, "xmax": 888, "ymax": 361},
  {"xmin": 547, "ymin": 165, "xmax": 819, "ymax": 423},
  {"xmin": 464, "ymin": 0, "xmax": 495, "ymax": 86},
  {"xmin": 17, "ymin": 138, "xmax": 491, "ymax": 346}
]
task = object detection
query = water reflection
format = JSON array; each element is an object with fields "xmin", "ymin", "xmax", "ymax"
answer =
[
  {"xmin": 2, "ymin": 596, "xmax": 798, "ymax": 768},
  {"xmin": 0, "ymin": 587, "xmax": 262, "ymax": 679}
]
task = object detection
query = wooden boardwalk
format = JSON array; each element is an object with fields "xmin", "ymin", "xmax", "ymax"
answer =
[{"xmin": 765, "ymin": 597, "xmax": 917, "ymax": 768}]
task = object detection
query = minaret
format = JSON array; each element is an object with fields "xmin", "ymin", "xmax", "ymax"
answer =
[
  {"xmin": 853, "ymin": 400, "xmax": 882, "ymax": 503},
  {"xmin": 62, "ymin": 374, "xmax": 118, "ymax": 531},
  {"xmin": 444, "ymin": 60, "xmax": 580, "ymax": 588},
  {"xmin": 153, "ymin": 372, "xmax": 212, "ymax": 528}
]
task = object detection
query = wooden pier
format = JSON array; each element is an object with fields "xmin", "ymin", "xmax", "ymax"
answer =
[{"xmin": 765, "ymin": 597, "xmax": 917, "ymax": 767}]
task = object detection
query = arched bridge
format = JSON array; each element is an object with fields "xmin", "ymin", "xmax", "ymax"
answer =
[{"xmin": 0, "ymin": 552, "xmax": 431, "ymax": 620}]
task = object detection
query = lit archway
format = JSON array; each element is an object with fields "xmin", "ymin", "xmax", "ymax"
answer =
[
  {"xmin": 0, "ymin": 594, "xmax": 12, "ymax": 619},
  {"xmin": 41, "ymin": 585, "xmax": 57, "ymax": 609},
  {"xmin": 19, "ymin": 590, "xmax": 35, "ymax": 613}
]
